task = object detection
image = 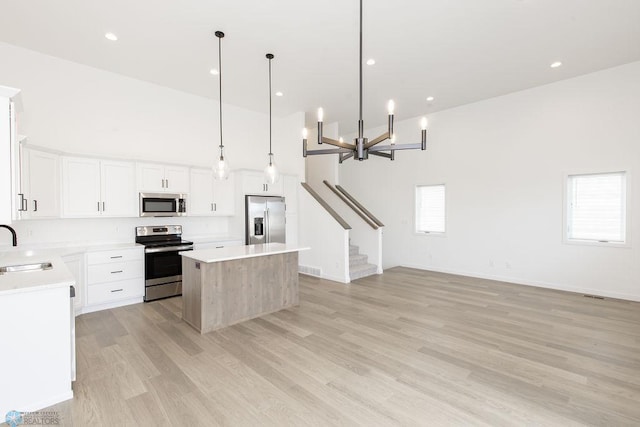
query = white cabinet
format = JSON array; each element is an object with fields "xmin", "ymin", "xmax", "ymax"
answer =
[
  {"xmin": 62, "ymin": 157, "xmax": 136, "ymax": 218},
  {"xmin": 137, "ymin": 162, "xmax": 189, "ymax": 193},
  {"xmin": 0, "ymin": 86, "xmax": 20, "ymax": 224},
  {"xmin": 17, "ymin": 147, "xmax": 61, "ymax": 219},
  {"xmin": 189, "ymin": 168, "xmax": 235, "ymax": 216},
  {"xmin": 62, "ymin": 253, "xmax": 85, "ymax": 313},
  {"xmin": 240, "ymin": 170, "xmax": 283, "ymax": 196},
  {"xmin": 85, "ymin": 247, "xmax": 144, "ymax": 312},
  {"xmin": 283, "ymin": 174, "xmax": 299, "ymax": 214}
]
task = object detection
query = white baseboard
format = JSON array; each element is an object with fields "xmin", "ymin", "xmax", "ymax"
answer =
[{"xmin": 399, "ymin": 263, "xmax": 640, "ymax": 302}]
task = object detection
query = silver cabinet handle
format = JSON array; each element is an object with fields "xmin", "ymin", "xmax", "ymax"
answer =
[
  {"xmin": 214, "ymin": 202, "xmax": 217, "ymax": 211},
  {"xmin": 110, "ymin": 289, "xmax": 123, "ymax": 293},
  {"xmin": 110, "ymin": 255, "xmax": 123, "ymax": 259},
  {"xmin": 211, "ymin": 203, "xmax": 214, "ymax": 211},
  {"xmin": 111, "ymin": 270, "xmax": 123, "ymax": 274},
  {"xmin": 102, "ymin": 201, "xmax": 105, "ymax": 211},
  {"xmin": 18, "ymin": 193, "xmax": 27, "ymax": 211},
  {"xmin": 33, "ymin": 200, "xmax": 38, "ymax": 212},
  {"xmin": 97, "ymin": 201, "xmax": 100, "ymax": 211},
  {"xmin": 166, "ymin": 179, "xmax": 169, "ymax": 188}
]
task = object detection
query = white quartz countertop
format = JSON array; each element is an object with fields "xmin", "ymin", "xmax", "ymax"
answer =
[
  {"xmin": 182, "ymin": 243, "xmax": 309, "ymax": 263},
  {"xmin": 0, "ymin": 255, "xmax": 75, "ymax": 295}
]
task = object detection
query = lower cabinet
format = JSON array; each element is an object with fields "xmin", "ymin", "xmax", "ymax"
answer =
[
  {"xmin": 62, "ymin": 253, "xmax": 85, "ymax": 313},
  {"xmin": 84, "ymin": 247, "xmax": 144, "ymax": 313}
]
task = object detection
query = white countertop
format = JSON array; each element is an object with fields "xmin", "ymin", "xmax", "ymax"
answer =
[
  {"xmin": 0, "ymin": 255, "xmax": 75, "ymax": 296},
  {"xmin": 182, "ymin": 243, "xmax": 309, "ymax": 263}
]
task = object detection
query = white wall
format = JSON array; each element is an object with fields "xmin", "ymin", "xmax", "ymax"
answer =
[
  {"xmin": 0, "ymin": 42, "xmax": 304, "ymax": 246},
  {"xmin": 340, "ymin": 61, "xmax": 640, "ymax": 301}
]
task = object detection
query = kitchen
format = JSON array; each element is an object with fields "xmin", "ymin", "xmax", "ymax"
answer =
[
  {"xmin": 0, "ymin": 32, "xmax": 307, "ymax": 417},
  {"xmin": 3, "ymin": 1, "xmax": 640, "ymax": 425}
]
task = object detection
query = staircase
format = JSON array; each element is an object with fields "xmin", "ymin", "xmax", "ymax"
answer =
[{"xmin": 349, "ymin": 243, "xmax": 378, "ymax": 281}]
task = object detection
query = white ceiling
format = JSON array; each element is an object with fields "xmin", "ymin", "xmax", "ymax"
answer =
[{"xmin": 1, "ymin": 0, "xmax": 640, "ymax": 134}]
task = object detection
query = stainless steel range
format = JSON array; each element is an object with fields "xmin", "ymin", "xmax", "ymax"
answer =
[{"xmin": 135, "ymin": 225, "xmax": 193, "ymax": 302}]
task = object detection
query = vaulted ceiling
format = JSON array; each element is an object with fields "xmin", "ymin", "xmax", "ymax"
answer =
[{"xmin": 1, "ymin": 0, "xmax": 639, "ymax": 133}]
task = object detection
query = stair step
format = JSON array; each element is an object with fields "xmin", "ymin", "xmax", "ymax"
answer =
[
  {"xmin": 350, "ymin": 263, "xmax": 378, "ymax": 281},
  {"xmin": 349, "ymin": 253, "xmax": 368, "ymax": 267},
  {"xmin": 349, "ymin": 245, "xmax": 359, "ymax": 255}
]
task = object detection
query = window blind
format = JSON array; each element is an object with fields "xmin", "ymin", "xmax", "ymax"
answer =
[
  {"xmin": 567, "ymin": 172, "xmax": 626, "ymax": 242},
  {"xmin": 416, "ymin": 184, "xmax": 445, "ymax": 233}
]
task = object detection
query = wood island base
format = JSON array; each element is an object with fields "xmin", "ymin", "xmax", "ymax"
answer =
[{"xmin": 182, "ymin": 250, "xmax": 300, "ymax": 334}]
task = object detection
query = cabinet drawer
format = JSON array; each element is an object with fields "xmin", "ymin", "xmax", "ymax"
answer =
[
  {"xmin": 87, "ymin": 278, "xmax": 143, "ymax": 305},
  {"xmin": 87, "ymin": 247, "xmax": 143, "ymax": 265},
  {"xmin": 87, "ymin": 260, "xmax": 143, "ymax": 284}
]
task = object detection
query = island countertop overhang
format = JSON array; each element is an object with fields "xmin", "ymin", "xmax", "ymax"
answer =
[{"xmin": 181, "ymin": 243, "xmax": 309, "ymax": 263}]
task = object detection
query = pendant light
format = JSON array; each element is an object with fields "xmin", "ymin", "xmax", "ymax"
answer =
[
  {"xmin": 264, "ymin": 53, "xmax": 280, "ymax": 184},
  {"xmin": 213, "ymin": 30, "xmax": 230, "ymax": 180}
]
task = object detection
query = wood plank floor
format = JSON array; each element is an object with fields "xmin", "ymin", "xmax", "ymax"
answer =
[{"xmin": 45, "ymin": 267, "xmax": 640, "ymax": 426}]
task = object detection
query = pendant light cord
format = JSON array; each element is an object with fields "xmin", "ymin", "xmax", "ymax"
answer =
[
  {"xmin": 218, "ymin": 34, "xmax": 224, "ymax": 153},
  {"xmin": 267, "ymin": 54, "xmax": 274, "ymax": 161},
  {"xmin": 358, "ymin": 0, "xmax": 363, "ymax": 138}
]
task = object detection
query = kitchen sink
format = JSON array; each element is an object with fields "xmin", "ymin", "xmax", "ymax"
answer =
[{"xmin": 0, "ymin": 262, "xmax": 53, "ymax": 274}]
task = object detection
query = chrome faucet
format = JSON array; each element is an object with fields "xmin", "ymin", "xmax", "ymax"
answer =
[{"xmin": 0, "ymin": 224, "xmax": 17, "ymax": 246}]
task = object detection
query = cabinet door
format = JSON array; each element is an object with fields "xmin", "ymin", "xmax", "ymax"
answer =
[
  {"xmin": 62, "ymin": 254, "xmax": 84, "ymax": 313},
  {"xmin": 165, "ymin": 165, "xmax": 189, "ymax": 193},
  {"xmin": 62, "ymin": 157, "xmax": 101, "ymax": 217},
  {"xmin": 101, "ymin": 160, "xmax": 136, "ymax": 217},
  {"xmin": 282, "ymin": 174, "xmax": 298, "ymax": 215},
  {"xmin": 189, "ymin": 168, "xmax": 214, "ymax": 216},
  {"xmin": 241, "ymin": 171, "xmax": 284, "ymax": 196},
  {"xmin": 136, "ymin": 162, "xmax": 165, "ymax": 192},
  {"xmin": 212, "ymin": 171, "xmax": 235, "ymax": 216},
  {"xmin": 25, "ymin": 149, "xmax": 60, "ymax": 218}
]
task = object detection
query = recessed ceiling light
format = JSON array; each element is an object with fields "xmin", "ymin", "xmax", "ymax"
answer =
[
  {"xmin": 366, "ymin": 59, "xmax": 375, "ymax": 66},
  {"xmin": 550, "ymin": 61, "xmax": 562, "ymax": 68},
  {"xmin": 209, "ymin": 68, "xmax": 219, "ymax": 75},
  {"xmin": 426, "ymin": 96, "xmax": 435, "ymax": 102},
  {"xmin": 104, "ymin": 32, "xmax": 118, "ymax": 41},
  {"xmin": 275, "ymin": 91, "xmax": 283, "ymax": 97}
]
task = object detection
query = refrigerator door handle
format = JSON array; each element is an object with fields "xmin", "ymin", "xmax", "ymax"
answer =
[{"xmin": 265, "ymin": 209, "xmax": 269, "ymax": 243}]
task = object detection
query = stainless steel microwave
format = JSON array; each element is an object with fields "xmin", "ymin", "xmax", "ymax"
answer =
[{"xmin": 139, "ymin": 193, "xmax": 187, "ymax": 217}]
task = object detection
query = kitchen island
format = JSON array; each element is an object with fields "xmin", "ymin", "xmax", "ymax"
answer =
[{"xmin": 181, "ymin": 243, "xmax": 308, "ymax": 334}]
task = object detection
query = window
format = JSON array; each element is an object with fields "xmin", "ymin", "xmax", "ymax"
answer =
[
  {"xmin": 566, "ymin": 172, "xmax": 626, "ymax": 243},
  {"xmin": 416, "ymin": 184, "xmax": 445, "ymax": 233}
]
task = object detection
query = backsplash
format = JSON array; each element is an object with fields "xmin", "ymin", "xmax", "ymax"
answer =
[{"xmin": 0, "ymin": 216, "xmax": 232, "ymax": 250}]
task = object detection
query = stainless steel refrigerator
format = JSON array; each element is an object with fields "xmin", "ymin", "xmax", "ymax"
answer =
[{"xmin": 245, "ymin": 195, "xmax": 286, "ymax": 245}]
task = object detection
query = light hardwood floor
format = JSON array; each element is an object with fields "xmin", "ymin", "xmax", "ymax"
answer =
[{"xmin": 45, "ymin": 267, "xmax": 640, "ymax": 426}]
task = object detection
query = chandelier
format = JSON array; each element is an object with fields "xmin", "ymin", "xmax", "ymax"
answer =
[{"xmin": 302, "ymin": 0, "xmax": 427, "ymax": 163}]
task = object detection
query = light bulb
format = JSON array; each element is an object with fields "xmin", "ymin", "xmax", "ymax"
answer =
[
  {"xmin": 213, "ymin": 156, "xmax": 230, "ymax": 180},
  {"xmin": 302, "ymin": 128, "xmax": 308, "ymax": 139},
  {"xmin": 264, "ymin": 155, "xmax": 280, "ymax": 184},
  {"xmin": 317, "ymin": 107, "xmax": 324, "ymax": 122},
  {"xmin": 421, "ymin": 117, "xmax": 428, "ymax": 130},
  {"xmin": 339, "ymin": 137, "xmax": 344, "ymax": 143},
  {"xmin": 387, "ymin": 100, "xmax": 395, "ymax": 115}
]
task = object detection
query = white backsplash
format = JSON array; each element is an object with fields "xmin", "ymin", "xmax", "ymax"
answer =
[{"xmin": 0, "ymin": 216, "xmax": 232, "ymax": 250}]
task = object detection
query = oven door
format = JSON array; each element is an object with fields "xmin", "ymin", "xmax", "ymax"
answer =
[{"xmin": 144, "ymin": 246, "xmax": 193, "ymax": 301}]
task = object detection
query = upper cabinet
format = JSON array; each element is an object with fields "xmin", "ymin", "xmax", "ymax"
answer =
[
  {"xmin": 62, "ymin": 157, "xmax": 136, "ymax": 217},
  {"xmin": 0, "ymin": 86, "xmax": 20, "ymax": 224},
  {"xmin": 189, "ymin": 168, "xmax": 235, "ymax": 216},
  {"xmin": 239, "ymin": 170, "xmax": 283, "ymax": 196},
  {"xmin": 18, "ymin": 147, "xmax": 61, "ymax": 219},
  {"xmin": 137, "ymin": 162, "xmax": 189, "ymax": 194}
]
